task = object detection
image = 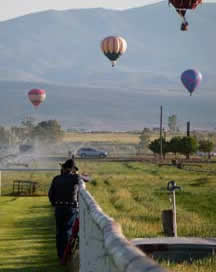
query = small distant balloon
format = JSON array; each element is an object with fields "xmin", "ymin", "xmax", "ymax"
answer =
[
  {"xmin": 181, "ymin": 69, "xmax": 202, "ymax": 96},
  {"xmin": 101, "ymin": 36, "xmax": 127, "ymax": 67},
  {"xmin": 28, "ymin": 89, "xmax": 46, "ymax": 108}
]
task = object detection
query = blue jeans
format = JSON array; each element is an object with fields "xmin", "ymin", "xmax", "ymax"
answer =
[{"xmin": 55, "ymin": 207, "xmax": 78, "ymax": 259}]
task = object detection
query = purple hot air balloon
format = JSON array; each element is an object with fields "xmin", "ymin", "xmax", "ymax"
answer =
[{"xmin": 181, "ymin": 69, "xmax": 202, "ymax": 96}]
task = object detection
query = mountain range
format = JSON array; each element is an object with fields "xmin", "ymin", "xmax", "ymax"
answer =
[{"xmin": 0, "ymin": 3, "xmax": 215, "ymax": 130}]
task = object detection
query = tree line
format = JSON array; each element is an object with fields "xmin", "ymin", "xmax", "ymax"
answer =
[
  {"xmin": 138, "ymin": 129, "xmax": 215, "ymax": 159},
  {"xmin": 0, "ymin": 119, "xmax": 64, "ymax": 145},
  {"xmin": 149, "ymin": 136, "xmax": 214, "ymax": 159}
]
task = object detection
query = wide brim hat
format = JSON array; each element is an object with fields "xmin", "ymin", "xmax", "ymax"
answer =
[{"xmin": 61, "ymin": 159, "xmax": 78, "ymax": 171}]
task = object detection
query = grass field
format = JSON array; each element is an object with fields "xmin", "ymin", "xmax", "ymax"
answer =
[
  {"xmin": 63, "ymin": 132, "xmax": 140, "ymax": 144},
  {"xmin": 1, "ymin": 161, "xmax": 216, "ymax": 271},
  {"xmin": 63, "ymin": 131, "xmax": 188, "ymax": 144},
  {"xmin": 85, "ymin": 161, "xmax": 216, "ymax": 271},
  {"xmin": 85, "ymin": 162, "xmax": 216, "ymax": 238},
  {"xmin": 0, "ymin": 196, "xmax": 63, "ymax": 272}
]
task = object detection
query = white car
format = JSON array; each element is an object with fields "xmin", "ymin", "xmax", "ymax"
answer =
[{"xmin": 76, "ymin": 148, "xmax": 108, "ymax": 158}]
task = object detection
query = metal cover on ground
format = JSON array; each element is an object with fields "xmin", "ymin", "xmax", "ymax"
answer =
[{"xmin": 131, "ymin": 237, "xmax": 216, "ymax": 262}]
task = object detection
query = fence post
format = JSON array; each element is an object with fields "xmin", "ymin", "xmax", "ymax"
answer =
[
  {"xmin": 162, "ymin": 181, "xmax": 181, "ymax": 237},
  {"xmin": 172, "ymin": 190, "xmax": 177, "ymax": 237}
]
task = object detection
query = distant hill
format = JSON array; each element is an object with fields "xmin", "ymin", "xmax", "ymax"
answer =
[
  {"xmin": 0, "ymin": 3, "xmax": 215, "ymax": 87},
  {"xmin": 0, "ymin": 81, "xmax": 215, "ymax": 131},
  {"xmin": 0, "ymin": 4, "xmax": 215, "ymax": 130}
]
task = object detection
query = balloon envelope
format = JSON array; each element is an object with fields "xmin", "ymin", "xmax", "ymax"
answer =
[
  {"xmin": 169, "ymin": 0, "xmax": 202, "ymax": 10},
  {"xmin": 101, "ymin": 36, "xmax": 127, "ymax": 66},
  {"xmin": 181, "ymin": 69, "xmax": 202, "ymax": 95},
  {"xmin": 28, "ymin": 89, "xmax": 46, "ymax": 107}
]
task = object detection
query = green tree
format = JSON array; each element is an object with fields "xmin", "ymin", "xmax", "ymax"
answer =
[
  {"xmin": 168, "ymin": 115, "xmax": 177, "ymax": 132},
  {"xmin": 168, "ymin": 136, "xmax": 182, "ymax": 157},
  {"xmin": 31, "ymin": 120, "xmax": 64, "ymax": 142},
  {"xmin": 179, "ymin": 136, "xmax": 198, "ymax": 159},
  {"xmin": 137, "ymin": 128, "xmax": 151, "ymax": 154},
  {"xmin": 11, "ymin": 126, "xmax": 29, "ymax": 143},
  {"xmin": 0, "ymin": 126, "xmax": 11, "ymax": 145},
  {"xmin": 21, "ymin": 117, "xmax": 36, "ymax": 130},
  {"xmin": 148, "ymin": 138, "xmax": 169, "ymax": 159},
  {"xmin": 208, "ymin": 132, "xmax": 216, "ymax": 147},
  {"xmin": 199, "ymin": 140, "xmax": 214, "ymax": 159}
]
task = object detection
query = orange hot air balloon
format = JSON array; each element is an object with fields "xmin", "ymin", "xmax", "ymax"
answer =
[
  {"xmin": 101, "ymin": 36, "xmax": 127, "ymax": 67},
  {"xmin": 28, "ymin": 89, "xmax": 46, "ymax": 108}
]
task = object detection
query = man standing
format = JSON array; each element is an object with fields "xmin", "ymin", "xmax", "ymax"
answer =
[{"xmin": 48, "ymin": 159, "xmax": 79, "ymax": 263}]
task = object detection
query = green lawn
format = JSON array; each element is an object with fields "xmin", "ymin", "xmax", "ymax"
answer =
[
  {"xmin": 84, "ymin": 161, "xmax": 216, "ymax": 271},
  {"xmin": 85, "ymin": 162, "xmax": 216, "ymax": 238},
  {"xmin": 1, "ymin": 161, "xmax": 216, "ymax": 271},
  {"xmin": 0, "ymin": 196, "xmax": 62, "ymax": 272}
]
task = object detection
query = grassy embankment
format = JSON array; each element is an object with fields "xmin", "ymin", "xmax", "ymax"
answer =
[{"xmin": 1, "ymin": 161, "xmax": 216, "ymax": 271}]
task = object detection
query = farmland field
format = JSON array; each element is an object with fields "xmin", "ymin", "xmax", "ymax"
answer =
[
  {"xmin": 1, "ymin": 161, "xmax": 216, "ymax": 271},
  {"xmin": 63, "ymin": 132, "xmax": 141, "ymax": 144},
  {"xmin": 63, "ymin": 131, "xmax": 187, "ymax": 144}
]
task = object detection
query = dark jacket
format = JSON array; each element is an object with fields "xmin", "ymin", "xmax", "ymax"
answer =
[{"xmin": 48, "ymin": 173, "xmax": 80, "ymax": 206}]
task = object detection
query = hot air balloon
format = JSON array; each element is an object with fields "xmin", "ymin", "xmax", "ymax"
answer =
[
  {"xmin": 181, "ymin": 69, "xmax": 202, "ymax": 96},
  {"xmin": 101, "ymin": 36, "xmax": 127, "ymax": 67},
  {"xmin": 169, "ymin": 0, "xmax": 202, "ymax": 31},
  {"xmin": 28, "ymin": 89, "xmax": 46, "ymax": 108}
]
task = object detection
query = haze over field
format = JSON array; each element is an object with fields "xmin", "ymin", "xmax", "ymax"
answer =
[{"xmin": 0, "ymin": 2, "xmax": 215, "ymax": 130}]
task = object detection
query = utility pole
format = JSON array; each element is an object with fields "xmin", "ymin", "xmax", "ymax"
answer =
[
  {"xmin": 186, "ymin": 121, "xmax": 191, "ymax": 160},
  {"xmin": 186, "ymin": 121, "xmax": 190, "ymax": 137},
  {"xmin": 160, "ymin": 105, "xmax": 163, "ymax": 160}
]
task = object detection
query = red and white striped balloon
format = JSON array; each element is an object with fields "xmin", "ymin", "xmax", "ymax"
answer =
[
  {"xmin": 101, "ymin": 36, "xmax": 127, "ymax": 67},
  {"xmin": 28, "ymin": 89, "xmax": 46, "ymax": 108}
]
